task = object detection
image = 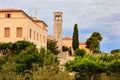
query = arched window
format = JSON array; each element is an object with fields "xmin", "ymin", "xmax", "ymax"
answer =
[{"xmin": 58, "ymin": 15, "xmax": 61, "ymax": 20}]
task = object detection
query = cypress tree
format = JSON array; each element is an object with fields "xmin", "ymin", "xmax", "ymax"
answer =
[{"xmin": 72, "ymin": 24, "xmax": 79, "ymax": 51}]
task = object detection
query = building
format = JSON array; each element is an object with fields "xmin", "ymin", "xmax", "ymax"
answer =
[
  {"xmin": 47, "ymin": 12, "xmax": 90, "ymax": 53},
  {"xmin": 53, "ymin": 12, "xmax": 63, "ymax": 53},
  {"xmin": 0, "ymin": 8, "xmax": 47, "ymax": 49},
  {"xmin": 62, "ymin": 36, "xmax": 90, "ymax": 53}
]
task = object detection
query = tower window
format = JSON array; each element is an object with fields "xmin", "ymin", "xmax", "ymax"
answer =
[
  {"xmin": 55, "ymin": 15, "xmax": 61, "ymax": 20},
  {"xmin": 58, "ymin": 15, "xmax": 61, "ymax": 20},
  {"xmin": 55, "ymin": 15, "xmax": 58, "ymax": 20}
]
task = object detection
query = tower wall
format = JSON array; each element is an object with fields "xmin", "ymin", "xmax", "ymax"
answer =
[{"xmin": 53, "ymin": 12, "xmax": 63, "ymax": 53}]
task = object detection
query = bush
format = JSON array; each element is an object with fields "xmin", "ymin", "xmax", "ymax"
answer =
[
  {"xmin": 0, "ymin": 40, "xmax": 36, "ymax": 56},
  {"xmin": 14, "ymin": 45, "xmax": 43, "ymax": 74},
  {"xmin": 47, "ymin": 39, "xmax": 60, "ymax": 55},
  {"xmin": 74, "ymin": 48, "xmax": 86, "ymax": 57},
  {"xmin": 111, "ymin": 49, "xmax": 120, "ymax": 54},
  {"xmin": 62, "ymin": 46, "xmax": 69, "ymax": 52}
]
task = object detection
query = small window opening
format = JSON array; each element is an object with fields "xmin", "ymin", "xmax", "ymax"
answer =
[{"xmin": 7, "ymin": 14, "xmax": 11, "ymax": 18}]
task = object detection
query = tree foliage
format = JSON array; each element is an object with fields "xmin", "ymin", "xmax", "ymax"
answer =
[
  {"xmin": 0, "ymin": 42, "xmax": 74, "ymax": 80},
  {"xmin": 13, "ymin": 46, "xmax": 59, "ymax": 74},
  {"xmin": 86, "ymin": 32, "xmax": 103, "ymax": 53},
  {"xmin": 111, "ymin": 49, "xmax": 120, "ymax": 54},
  {"xmin": 62, "ymin": 46, "xmax": 69, "ymax": 52},
  {"xmin": 47, "ymin": 39, "xmax": 60, "ymax": 55},
  {"xmin": 65, "ymin": 54, "xmax": 105, "ymax": 80},
  {"xmin": 0, "ymin": 40, "xmax": 35, "ymax": 55},
  {"xmin": 72, "ymin": 24, "xmax": 79, "ymax": 51},
  {"xmin": 65, "ymin": 54, "xmax": 120, "ymax": 80},
  {"xmin": 74, "ymin": 48, "xmax": 86, "ymax": 57}
]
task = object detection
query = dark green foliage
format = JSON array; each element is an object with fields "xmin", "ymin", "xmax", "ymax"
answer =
[
  {"xmin": 93, "ymin": 49, "xmax": 101, "ymax": 54},
  {"xmin": 72, "ymin": 24, "xmax": 79, "ymax": 51},
  {"xmin": 74, "ymin": 48, "xmax": 86, "ymax": 57},
  {"xmin": 109, "ymin": 60, "xmax": 120, "ymax": 73},
  {"xmin": 62, "ymin": 46, "xmax": 69, "ymax": 52},
  {"xmin": 47, "ymin": 39, "xmax": 60, "ymax": 55},
  {"xmin": 0, "ymin": 45, "xmax": 74, "ymax": 80},
  {"xmin": 0, "ymin": 58, "xmax": 6, "ymax": 69},
  {"xmin": 44, "ymin": 50, "xmax": 59, "ymax": 66},
  {"xmin": 0, "ymin": 42, "xmax": 13, "ymax": 54},
  {"xmin": 86, "ymin": 32, "xmax": 102, "ymax": 53},
  {"xmin": 14, "ymin": 45, "xmax": 41, "ymax": 73},
  {"xmin": 91, "ymin": 32, "xmax": 102, "ymax": 41},
  {"xmin": 13, "ymin": 45, "xmax": 59, "ymax": 74},
  {"xmin": 68, "ymin": 47, "xmax": 72, "ymax": 56},
  {"xmin": 111, "ymin": 49, "xmax": 120, "ymax": 54},
  {"xmin": 0, "ymin": 40, "xmax": 35, "ymax": 55}
]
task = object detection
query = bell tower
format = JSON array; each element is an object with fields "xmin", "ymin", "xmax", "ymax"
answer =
[{"xmin": 53, "ymin": 12, "xmax": 63, "ymax": 53}]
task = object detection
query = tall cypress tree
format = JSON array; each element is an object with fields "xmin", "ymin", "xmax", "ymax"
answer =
[{"xmin": 72, "ymin": 24, "xmax": 79, "ymax": 51}]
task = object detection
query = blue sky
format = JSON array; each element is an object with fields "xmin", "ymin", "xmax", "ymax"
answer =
[{"xmin": 0, "ymin": 0, "xmax": 120, "ymax": 52}]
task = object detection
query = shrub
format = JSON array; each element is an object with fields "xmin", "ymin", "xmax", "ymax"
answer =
[
  {"xmin": 62, "ymin": 46, "xmax": 69, "ymax": 52},
  {"xmin": 74, "ymin": 48, "xmax": 86, "ymax": 57}
]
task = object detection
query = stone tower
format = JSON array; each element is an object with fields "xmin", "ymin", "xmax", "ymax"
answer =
[{"xmin": 53, "ymin": 12, "xmax": 63, "ymax": 53}]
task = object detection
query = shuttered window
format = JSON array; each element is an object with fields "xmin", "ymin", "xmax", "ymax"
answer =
[
  {"xmin": 17, "ymin": 27, "xmax": 22, "ymax": 37},
  {"xmin": 4, "ymin": 28, "xmax": 10, "ymax": 37}
]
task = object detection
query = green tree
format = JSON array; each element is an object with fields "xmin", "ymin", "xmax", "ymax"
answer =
[
  {"xmin": 68, "ymin": 47, "xmax": 72, "ymax": 56},
  {"xmin": 72, "ymin": 24, "xmax": 79, "ymax": 51},
  {"xmin": 47, "ymin": 39, "xmax": 60, "ymax": 55},
  {"xmin": 86, "ymin": 32, "xmax": 103, "ymax": 53},
  {"xmin": 14, "ymin": 45, "xmax": 41, "ymax": 74},
  {"xmin": 65, "ymin": 54, "xmax": 106, "ymax": 80},
  {"xmin": 0, "ymin": 42, "xmax": 13, "ymax": 55},
  {"xmin": 74, "ymin": 48, "xmax": 86, "ymax": 57},
  {"xmin": 111, "ymin": 49, "xmax": 120, "ymax": 54},
  {"xmin": 62, "ymin": 46, "xmax": 69, "ymax": 52},
  {"xmin": 109, "ymin": 60, "xmax": 120, "ymax": 73},
  {"xmin": 0, "ymin": 41, "xmax": 35, "ymax": 56}
]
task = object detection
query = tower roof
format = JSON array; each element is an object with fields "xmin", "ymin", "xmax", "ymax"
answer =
[{"xmin": 53, "ymin": 12, "xmax": 63, "ymax": 14}]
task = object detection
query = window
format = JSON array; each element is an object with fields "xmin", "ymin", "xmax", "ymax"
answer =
[
  {"xmin": 6, "ymin": 14, "xmax": 11, "ymax": 18},
  {"xmin": 37, "ymin": 33, "xmax": 39, "ymax": 41},
  {"xmin": 34, "ymin": 31, "xmax": 36, "ymax": 40},
  {"xmin": 58, "ymin": 15, "xmax": 61, "ymax": 20},
  {"xmin": 4, "ymin": 28, "xmax": 10, "ymax": 37},
  {"xmin": 43, "ymin": 36, "xmax": 46, "ymax": 43},
  {"xmin": 30, "ymin": 29, "xmax": 32, "ymax": 38},
  {"xmin": 40, "ymin": 34, "xmax": 41, "ymax": 41},
  {"xmin": 17, "ymin": 27, "xmax": 22, "ymax": 37}
]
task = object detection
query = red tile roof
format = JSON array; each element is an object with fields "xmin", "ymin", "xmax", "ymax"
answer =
[
  {"xmin": 33, "ymin": 19, "xmax": 48, "ymax": 27},
  {"xmin": 0, "ymin": 8, "xmax": 21, "ymax": 12},
  {"xmin": 79, "ymin": 42, "xmax": 86, "ymax": 45},
  {"xmin": 63, "ymin": 36, "xmax": 72, "ymax": 40}
]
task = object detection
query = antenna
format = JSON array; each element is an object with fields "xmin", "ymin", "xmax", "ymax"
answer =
[{"xmin": 30, "ymin": 8, "xmax": 40, "ymax": 18}]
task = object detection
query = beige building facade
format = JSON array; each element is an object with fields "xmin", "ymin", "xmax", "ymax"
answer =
[
  {"xmin": 62, "ymin": 36, "xmax": 90, "ymax": 53},
  {"xmin": 0, "ymin": 8, "xmax": 47, "ymax": 49}
]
